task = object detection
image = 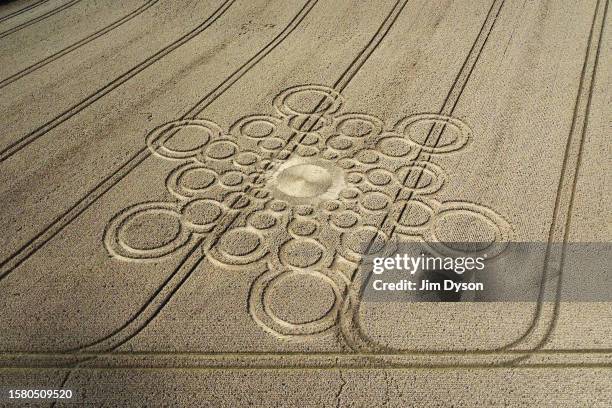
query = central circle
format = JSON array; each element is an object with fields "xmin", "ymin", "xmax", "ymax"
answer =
[{"xmin": 276, "ymin": 164, "xmax": 333, "ymax": 198}]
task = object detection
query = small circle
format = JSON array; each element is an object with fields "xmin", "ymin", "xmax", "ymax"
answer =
[
  {"xmin": 243, "ymin": 121, "xmax": 275, "ymax": 138},
  {"xmin": 205, "ymin": 140, "xmax": 237, "ymax": 160},
  {"xmin": 337, "ymin": 159, "xmax": 356, "ymax": 169},
  {"xmin": 340, "ymin": 188, "xmax": 359, "ymax": 200},
  {"xmin": 257, "ymin": 159, "xmax": 272, "ymax": 171},
  {"xmin": 269, "ymin": 200, "xmax": 288, "ymax": 212},
  {"xmin": 232, "ymin": 115, "xmax": 280, "ymax": 140},
  {"xmin": 175, "ymin": 167, "xmax": 216, "ymax": 193},
  {"xmin": 319, "ymin": 200, "xmax": 340, "ymax": 211},
  {"xmin": 219, "ymin": 228, "xmax": 261, "ymax": 257},
  {"xmin": 322, "ymin": 150, "xmax": 339, "ymax": 160},
  {"xmin": 259, "ymin": 137, "xmax": 284, "ymax": 151},
  {"xmin": 249, "ymin": 173, "xmax": 264, "ymax": 184},
  {"xmin": 377, "ymin": 136, "xmax": 412, "ymax": 157},
  {"xmin": 277, "ymin": 151, "xmax": 291, "ymax": 160},
  {"xmin": 296, "ymin": 145, "xmax": 319, "ymax": 157},
  {"xmin": 338, "ymin": 119, "xmax": 371, "ymax": 137},
  {"xmin": 276, "ymin": 164, "xmax": 333, "ymax": 198},
  {"xmin": 331, "ymin": 210, "xmax": 359, "ymax": 229},
  {"xmin": 181, "ymin": 199, "xmax": 223, "ymax": 231},
  {"xmin": 336, "ymin": 114, "xmax": 383, "ymax": 137},
  {"xmin": 295, "ymin": 205, "xmax": 314, "ymax": 216},
  {"xmin": 234, "ymin": 152, "xmax": 259, "ymax": 166},
  {"xmin": 345, "ymin": 173, "xmax": 363, "ymax": 184},
  {"xmin": 327, "ymin": 135, "xmax": 353, "ymax": 150},
  {"xmin": 367, "ymin": 169, "xmax": 392, "ymax": 186},
  {"xmin": 248, "ymin": 212, "xmax": 277, "ymax": 229},
  {"xmin": 220, "ymin": 171, "xmax": 244, "ymax": 187},
  {"xmin": 289, "ymin": 220, "xmax": 318, "ymax": 236},
  {"xmin": 279, "ymin": 239, "xmax": 324, "ymax": 268},
  {"xmin": 300, "ymin": 133, "xmax": 319, "ymax": 146},
  {"xmin": 266, "ymin": 272, "xmax": 336, "ymax": 325},
  {"xmin": 360, "ymin": 192, "xmax": 390, "ymax": 211},
  {"xmin": 253, "ymin": 189, "xmax": 271, "ymax": 199},
  {"xmin": 355, "ymin": 149, "xmax": 379, "ymax": 164}
]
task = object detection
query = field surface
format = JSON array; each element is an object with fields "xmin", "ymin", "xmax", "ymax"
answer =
[{"xmin": 0, "ymin": 0, "xmax": 610, "ymax": 406}]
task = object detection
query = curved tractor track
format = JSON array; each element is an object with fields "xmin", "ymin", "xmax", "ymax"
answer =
[
  {"xmin": 0, "ymin": 0, "xmax": 51, "ymax": 23},
  {"xmin": 0, "ymin": 0, "xmax": 160, "ymax": 90},
  {"xmin": 0, "ymin": 0, "xmax": 610, "ymax": 405},
  {"xmin": 0, "ymin": 0, "xmax": 82, "ymax": 39},
  {"xmin": 0, "ymin": 0, "xmax": 236, "ymax": 163}
]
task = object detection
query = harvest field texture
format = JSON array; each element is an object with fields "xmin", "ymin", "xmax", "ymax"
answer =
[{"xmin": 0, "ymin": 0, "xmax": 610, "ymax": 406}]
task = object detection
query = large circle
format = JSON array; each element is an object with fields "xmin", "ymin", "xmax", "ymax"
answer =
[
  {"xmin": 335, "ymin": 113, "xmax": 383, "ymax": 138},
  {"xmin": 249, "ymin": 268, "xmax": 343, "ymax": 338},
  {"xmin": 394, "ymin": 114, "xmax": 471, "ymax": 154},
  {"xmin": 105, "ymin": 202, "xmax": 190, "ymax": 261},
  {"xmin": 231, "ymin": 115, "xmax": 280, "ymax": 139},
  {"xmin": 431, "ymin": 207, "xmax": 497, "ymax": 253},
  {"xmin": 146, "ymin": 119, "xmax": 222, "ymax": 160},
  {"xmin": 396, "ymin": 162, "xmax": 445, "ymax": 195},
  {"xmin": 423, "ymin": 201, "xmax": 512, "ymax": 258},
  {"xmin": 274, "ymin": 84, "xmax": 343, "ymax": 117},
  {"xmin": 166, "ymin": 163, "xmax": 217, "ymax": 200},
  {"xmin": 266, "ymin": 272, "xmax": 337, "ymax": 325},
  {"xmin": 118, "ymin": 212, "xmax": 181, "ymax": 251},
  {"xmin": 162, "ymin": 127, "xmax": 210, "ymax": 153}
]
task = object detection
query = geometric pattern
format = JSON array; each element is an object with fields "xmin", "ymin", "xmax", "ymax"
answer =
[{"xmin": 104, "ymin": 84, "xmax": 512, "ymax": 345}]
